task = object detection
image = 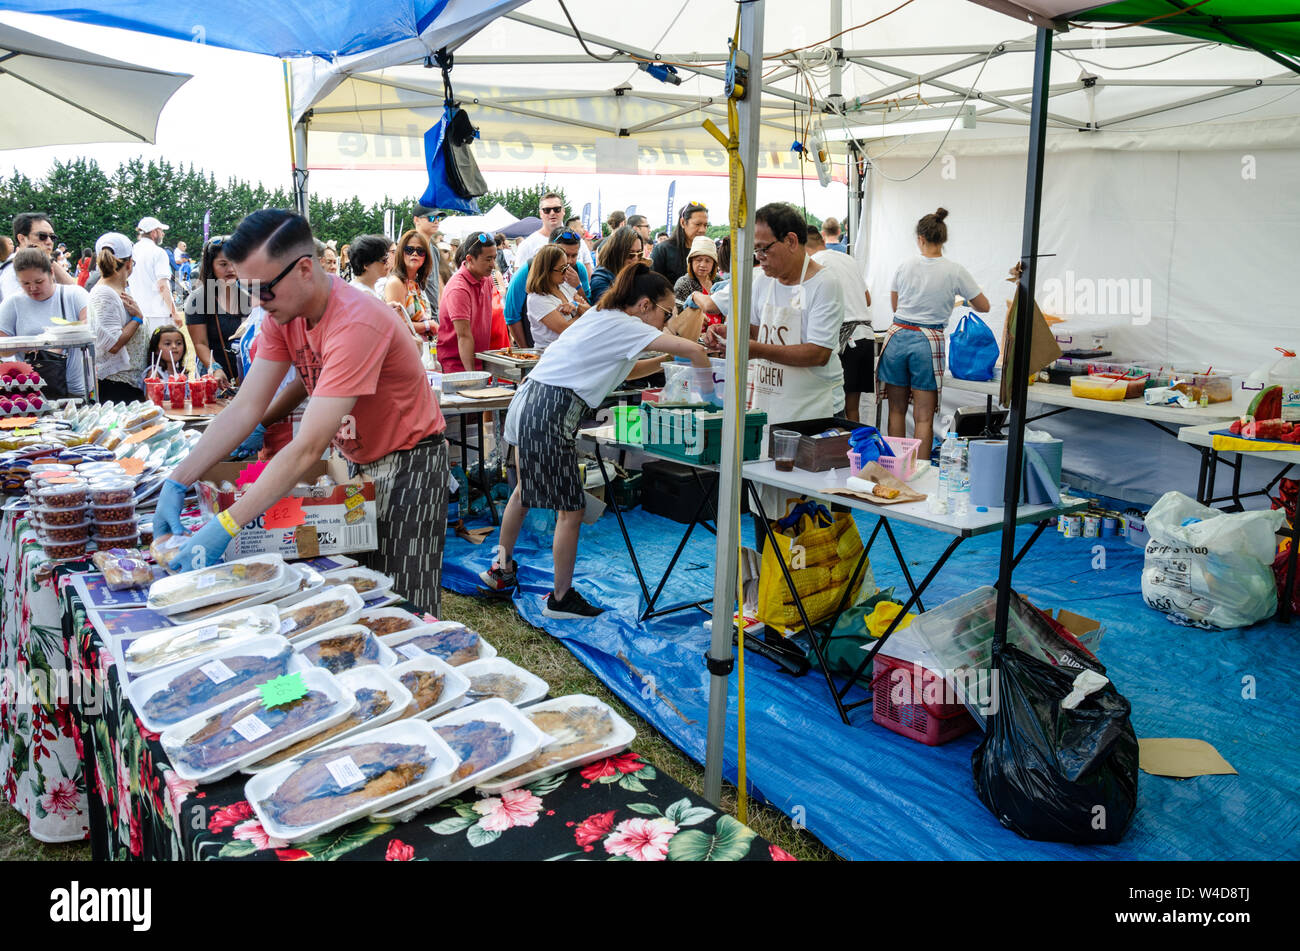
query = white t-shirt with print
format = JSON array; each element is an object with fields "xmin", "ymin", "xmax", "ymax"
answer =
[
  {"xmin": 526, "ymin": 307, "xmax": 664, "ymax": 408},
  {"xmin": 890, "ymin": 256, "xmax": 981, "ymax": 328}
]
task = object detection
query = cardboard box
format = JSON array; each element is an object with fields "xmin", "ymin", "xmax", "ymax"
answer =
[
  {"xmin": 1049, "ymin": 607, "xmax": 1104, "ymax": 655},
  {"xmin": 196, "ymin": 457, "xmax": 378, "ymax": 559}
]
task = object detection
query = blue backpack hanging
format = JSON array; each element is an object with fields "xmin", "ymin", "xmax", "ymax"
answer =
[{"xmin": 948, "ymin": 311, "xmax": 999, "ymax": 381}]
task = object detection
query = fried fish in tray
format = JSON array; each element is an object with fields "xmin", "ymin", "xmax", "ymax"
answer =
[
  {"xmin": 172, "ymin": 691, "xmax": 337, "ymax": 773},
  {"xmin": 399, "ymin": 625, "xmax": 480, "ymax": 666},
  {"xmin": 465, "ymin": 673, "xmax": 526, "ymax": 704},
  {"xmin": 500, "ymin": 705, "xmax": 617, "ymax": 778},
  {"xmin": 400, "ymin": 669, "xmax": 446, "ymax": 713},
  {"xmin": 260, "ymin": 740, "xmax": 433, "ymax": 829},
  {"xmin": 141, "ymin": 647, "xmax": 295, "ymax": 728},
  {"xmin": 435, "ymin": 720, "xmax": 513, "ymax": 781},
  {"xmin": 298, "ymin": 630, "xmax": 382, "ymax": 674},
  {"xmin": 252, "ymin": 688, "xmax": 395, "ymax": 768},
  {"xmin": 280, "ymin": 598, "xmax": 351, "ymax": 639},
  {"xmin": 358, "ymin": 615, "xmax": 418, "ymax": 636},
  {"xmin": 149, "ymin": 560, "xmax": 280, "ymax": 607}
]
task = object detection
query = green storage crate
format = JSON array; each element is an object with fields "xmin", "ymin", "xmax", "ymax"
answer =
[
  {"xmin": 610, "ymin": 471, "xmax": 643, "ymax": 509},
  {"xmin": 612, "ymin": 404, "xmax": 642, "ymax": 444},
  {"xmin": 639, "ymin": 402, "xmax": 766, "ymax": 465}
]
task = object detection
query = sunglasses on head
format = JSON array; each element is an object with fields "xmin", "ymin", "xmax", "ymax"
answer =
[
  {"xmin": 553, "ymin": 230, "xmax": 583, "ymax": 243},
  {"xmin": 245, "ymin": 253, "xmax": 310, "ymax": 302}
]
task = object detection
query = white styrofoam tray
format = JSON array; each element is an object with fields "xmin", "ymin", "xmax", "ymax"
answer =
[
  {"xmin": 381, "ymin": 620, "xmax": 497, "ymax": 667},
  {"xmin": 148, "ymin": 554, "xmax": 288, "ymax": 616},
  {"xmin": 122, "ymin": 605, "xmax": 281, "ymax": 677},
  {"xmin": 456, "ymin": 656, "xmax": 549, "ymax": 708},
  {"xmin": 293, "ymin": 623, "xmax": 397, "ymax": 673},
  {"xmin": 278, "ymin": 585, "xmax": 365, "ymax": 642},
  {"xmin": 388, "ymin": 654, "xmax": 469, "ymax": 720}
]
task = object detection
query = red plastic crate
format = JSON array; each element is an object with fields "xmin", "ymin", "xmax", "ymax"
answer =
[{"xmin": 871, "ymin": 654, "xmax": 976, "ymax": 746}]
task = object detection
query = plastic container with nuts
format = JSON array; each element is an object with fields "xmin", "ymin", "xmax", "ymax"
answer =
[
  {"xmin": 32, "ymin": 482, "xmax": 89, "ymax": 509},
  {"xmin": 43, "ymin": 519, "xmax": 92, "ymax": 542},
  {"xmin": 93, "ymin": 517, "xmax": 139, "ymax": 540},
  {"xmin": 92, "ymin": 502, "xmax": 137, "ymax": 522},
  {"xmin": 88, "ymin": 479, "xmax": 135, "ymax": 507},
  {"xmin": 40, "ymin": 538, "xmax": 89, "ymax": 561},
  {"xmin": 33, "ymin": 504, "xmax": 89, "ymax": 526},
  {"xmin": 94, "ymin": 532, "xmax": 140, "ymax": 549}
]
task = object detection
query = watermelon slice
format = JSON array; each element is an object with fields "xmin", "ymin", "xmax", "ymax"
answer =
[{"xmin": 1247, "ymin": 385, "xmax": 1282, "ymax": 420}]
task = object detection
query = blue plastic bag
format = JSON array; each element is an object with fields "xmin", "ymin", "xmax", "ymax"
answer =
[
  {"xmin": 948, "ymin": 311, "xmax": 999, "ymax": 381},
  {"xmin": 420, "ymin": 106, "xmax": 480, "ymax": 214}
]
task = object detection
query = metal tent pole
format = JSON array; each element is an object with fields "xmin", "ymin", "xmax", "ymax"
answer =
[
  {"xmin": 703, "ymin": 0, "xmax": 763, "ymax": 808},
  {"xmin": 993, "ymin": 26, "xmax": 1053, "ymax": 660},
  {"xmin": 293, "ymin": 117, "xmax": 311, "ymax": 220}
]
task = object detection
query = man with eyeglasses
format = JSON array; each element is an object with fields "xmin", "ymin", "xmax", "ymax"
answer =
[
  {"xmin": 513, "ymin": 192, "xmax": 595, "ymax": 274},
  {"xmin": 0, "ymin": 212, "xmax": 75, "ymax": 304},
  {"xmin": 627, "ymin": 214, "xmax": 652, "ymax": 259},
  {"xmin": 130, "ymin": 216, "xmax": 183, "ymax": 332},
  {"xmin": 413, "ymin": 203, "xmax": 445, "ymax": 319},
  {"xmin": 502, "ymin": 230, "xmax": 591, "ymax": 348},
  {"xmin": 153, "ymin": 210, "xmax": 451, "ymax": 616},
  {"xmin": 706, "ymin": 202, "xmax": 845, "ymax": 421}
]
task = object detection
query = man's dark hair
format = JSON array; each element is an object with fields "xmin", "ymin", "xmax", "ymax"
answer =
[
  {"xmin": 607, "ymin": 210, "xmax": 626, "ymax": 228},
  {"xmin": 12, "ymin": 212, "xmax": 51, "ymax": 241},
  {"xmin": 755, "ymin": 202, "xmax": 807, "ymax": 245},
  {"xmin": 551, "ymin": 230, "xmax": 582, "ymax": 247},
  {"xmin": 348, "ymin": 234, "xmax": 390, "ymax": 273},
  {"xmin": 806, "ymin": 225, "xmax": 825, "ymax": 245},
  {"xmin": 223, "ymin": 209, "xmax": 315, "ymax": 264},
  {"xmin": 627, "ymin": 214, "xmax": 648, "ymax": 228}
]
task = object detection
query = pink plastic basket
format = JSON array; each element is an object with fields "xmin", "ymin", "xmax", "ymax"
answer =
[
  {"xmin": 848, "ymin": 437, "xmax": 921, "ymax": 480},
  {"xmin": 871, "ymin": 654, "xmax": 976, "ymax": 746}
]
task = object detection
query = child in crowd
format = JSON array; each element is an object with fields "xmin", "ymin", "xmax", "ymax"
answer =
[{"xmin": 147, "ymin": 326, "xmax": 191, "ymax": 400}]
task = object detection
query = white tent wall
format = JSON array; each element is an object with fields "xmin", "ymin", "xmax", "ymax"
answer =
[{"xmin": 865, "ymin": 138, "xmax": 1300, "ymax": 504}]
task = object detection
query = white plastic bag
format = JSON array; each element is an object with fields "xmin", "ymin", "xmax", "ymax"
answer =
[
  {"xmin": 1141, "ymin": 491, "xmax": 1285, "ymax": 629},
  {"xmin": 661, "ymin": 363, "xmax": 690, "ymax": 402}
]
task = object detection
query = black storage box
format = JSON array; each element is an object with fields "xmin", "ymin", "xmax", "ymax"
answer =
[
  {"xmin": 767, "ymin": 416, "xmax": 858, "ymax": 472},
  {"xmin": 641, "ymin": 460, "xmax": 726, "ymax": 524}
]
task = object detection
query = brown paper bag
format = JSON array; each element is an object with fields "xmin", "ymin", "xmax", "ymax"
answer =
[{"xmin": 1000, "ymin": 288, "xmax": 1062, "ymax": 406}]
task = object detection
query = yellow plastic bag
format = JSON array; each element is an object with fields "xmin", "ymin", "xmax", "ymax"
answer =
[{"xmin": 756, "ymin": 501, "xmax": 869, "ymax": 631}]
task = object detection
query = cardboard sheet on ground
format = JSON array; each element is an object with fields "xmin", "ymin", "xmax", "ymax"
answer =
[
  {"xmin": 1138, "ymin": 738, "xmax": 1237, "ymax": 778},
  {"xmin": 825, "ymin": 461, "xmax": 926, "ymax": 505}
]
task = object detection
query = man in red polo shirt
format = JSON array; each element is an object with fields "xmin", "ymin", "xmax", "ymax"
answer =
[
  {"xmin": 437, "ymin": 232, "xmax": 497, "ymax": 372},
  {"xmin": 155, "ymin": 210, "xmax": 451, "ymax": 615}
]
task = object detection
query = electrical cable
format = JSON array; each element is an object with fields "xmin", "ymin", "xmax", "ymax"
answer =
[{"xmin": 1061, "ymin": 41, "xmax": 1217, "ymax": 71}]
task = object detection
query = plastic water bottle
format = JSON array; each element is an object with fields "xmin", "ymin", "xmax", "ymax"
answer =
[
  {"xmin": 951, "ymin": 436, "xmax": 970, "ymax": 516},
  {"xmin": 931, "ymin": 433, "xmax": 958, "ymax": 515}
]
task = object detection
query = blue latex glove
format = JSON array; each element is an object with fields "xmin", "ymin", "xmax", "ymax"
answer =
[
  {"xmin": 168, "ymin": 517, "xmax": 235, "ymax": 573},
  {"xmin": 154, "ymin": 478, "xmax": 190, "ymax": 539},
  {"xmin": 230, "ymin": 424, "xmax": 266, "ymax": 461}
]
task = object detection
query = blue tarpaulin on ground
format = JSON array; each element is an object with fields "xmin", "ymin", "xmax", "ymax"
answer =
[{"xmin": 441, "ymin": 506, "xmax": 1299, "ymax": 860}]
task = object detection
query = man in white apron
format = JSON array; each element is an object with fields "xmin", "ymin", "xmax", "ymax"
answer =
[{"xmin": 707, "ymin": 202, "xmax": 846, "ymax": 422}]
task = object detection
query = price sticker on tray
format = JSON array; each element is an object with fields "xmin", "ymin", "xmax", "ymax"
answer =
[
  {"xmin": 259, "ymin": 672, "xmax": 307, "ymax": 708},
  {"xmin": 232, "ymin": 714, "xmax": 271, "ymax": 742},
  {"xmin": 199, "ymin": 659, "xmax": 235, "ymax": 684},
  {"xmin": 324, "ymin": 755, "xmax": 366, "ymax": 790},
  {"xmin": 396, "ymin": 643, "xmax": 426, "ymax": 662},
  {"xmin": 194, "ymin": 624, "xmax": 220, "ymax": 644},
  {"xmin": 195, "ymin": 573, "xmax": 218, "ymax": 591},
  {"xmin": 279, "ymin": 617, "xmax": 296, "ymax": 636}
]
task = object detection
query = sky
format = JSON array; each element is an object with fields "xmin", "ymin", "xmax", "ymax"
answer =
[{"xmin": 1, "ymin": 10, "xmax": 850, "ymax": 227}]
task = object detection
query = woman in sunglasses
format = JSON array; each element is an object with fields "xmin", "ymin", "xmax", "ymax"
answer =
[
  {"xmin": 481, "ymin": 262, "xmax": 713, "ymax": 619},
  {"xmin": 184, "ymin": 236, "xmax": 253, "ymax": 385},
  {"xmin": 588, "ymin": 225, "xmax": 644, "ymax": 303},
  {"xmin": 525, "ymin": 245, "xmax": 588, "ymax": 350},
  {"xmin": 384, "ymin": 229, "xmax": 436, "ymax": 340}
]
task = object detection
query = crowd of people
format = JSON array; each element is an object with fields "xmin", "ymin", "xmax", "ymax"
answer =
[{"xmin": 0, "ymin": 190, "xmax": 990, "ymax": 621}]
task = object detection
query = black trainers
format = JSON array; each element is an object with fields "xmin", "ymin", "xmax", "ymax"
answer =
[
  {"xmin": 479, "ymin": 561, "xmax": 518, "ymax": 593},
  {"xmin": 543, "ymin": 587, "xmax": 604, "ymax": 620}
]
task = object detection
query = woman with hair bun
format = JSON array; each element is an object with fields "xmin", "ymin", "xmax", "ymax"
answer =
[
  {"xmin": 480, "ymin": 262, "xmax": 713, "ymax": 620},
  {"xmin": 878, "ymin": 207, "xmax": 989, "ymax": 453}
]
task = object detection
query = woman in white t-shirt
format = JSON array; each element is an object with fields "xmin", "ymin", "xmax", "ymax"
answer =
[
  {"xmin": 878, "ymin": 208, "xmax": 989, "ymax": 453},
  {"xmin": 480, "ymin": 263, "xmax": 712, "ymax": 620},
  {"xmin": 524, "ymin": 245, "xmax": 588, "ymax": 349}
]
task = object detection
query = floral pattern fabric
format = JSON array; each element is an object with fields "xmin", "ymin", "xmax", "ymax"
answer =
[
  {"xmin": 60, "ymin": 586, "xmax": 783, "ymax": 862},
  {"xmin": 0, "ymin": 516, "xmax": 89, "ymax": 843}
]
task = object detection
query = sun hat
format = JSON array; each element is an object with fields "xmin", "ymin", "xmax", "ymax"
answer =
[{"xmin": 686, "ymin": 234, "xmax": 718, "ymax": 264}]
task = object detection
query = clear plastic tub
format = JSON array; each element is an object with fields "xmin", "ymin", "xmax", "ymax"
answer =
[
  {"xmin": 93, "ymin": 532, "xmax": 140, "ymax": 549},
  {"xmin": 41, "ymin": 519, "xmax": 91, "ymax": 542},
  {"xmin": 278, "ymin": 585, "xmax": 365, "ymax": 641},
  {"xmin": 88, "ymin": 479, "xmax": 135, "ymax": 506},
  {"xmin": 92, "ymin": 517, "xmax": 138, "ymax": 540},
  {"xmin": 294, "ymin": 624, "xmax": 397, "ymax": 674},
  {"xmin": 476, "ymin": 694, "xmax": 636, "ymax": 795},
  {"xmin": 127, "ymin": 635, "xmax": 304, "ymax": 733},
  {"xmin": 123, "ymin": 604, "xmax": 281, "ymax": 676},
  {"xmin": 381, "ymin": 621, "xmax": 497, "ymax": 667},
  {"xmin": 161, "ymin": 667, "xmax": 357, "ymax": 784},
  {"xmin": 389, "ymin": 654, "xmax": 470, "ymax": 720},
  {"xmin": 1070, "ymin": 375, "xmax": 1129, "ymax": 401},
  {"xmin": 246, "ymin": 718, "xmax": 458, "ymax": 843},
  {"xmin": 32, "ymin": 503, "xmax": 88, "ymax": 526},
  {"xmin": 243, "ymin": 665, "xmax": 413, "ymax": 771},
  {"xmin": 147, "ymin": 554, "xmax": 287, "ymax": 615},
  {"xmin": 92, "ymin": 502, "xmax": 137, "ymax": 522},
  {"xmin": 456, "ymin": 656, "xmax": 549, "ymax": 707},
  {"xmin": 371, "ymin": 698, "xmax": 551, "ymax": 822},
  {"xmin": 32, "ymin": 482, "xmax": 89, "ymax": 509},
  {"xmin": 39, "ymin": 538, "xmax": 89, "ymax": 561}
]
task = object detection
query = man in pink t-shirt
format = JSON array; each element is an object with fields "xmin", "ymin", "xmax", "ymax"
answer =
[
  {"xmin": 155, "ymin": 210, "xmax": 453, "ymax": 615},
  {"xmin": 436, "ymin": 233, "xmax": 497, "ymax": 373}
]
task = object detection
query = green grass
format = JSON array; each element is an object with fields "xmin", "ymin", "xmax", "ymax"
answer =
[{"xmin": 0, "ymin": 590, "xmax": 838, "ymax": 862}]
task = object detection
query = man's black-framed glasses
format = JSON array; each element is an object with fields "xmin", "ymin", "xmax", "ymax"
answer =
[
  {"xmin": 540, "ymin": 204, "xmax": 564, "ymax": 215},
  {"xmin": 247, "ymin": 253, "xmax": 311, "ymax": 302}
]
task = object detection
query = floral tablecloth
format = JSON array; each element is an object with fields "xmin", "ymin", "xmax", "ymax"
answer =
[
  {"xmin": 64, "ymin": 588, "xmax": 786, "ymax": 862},
  {"xmin": 0, "ymin": 514, "xmax": 89, "ymax": 843}
]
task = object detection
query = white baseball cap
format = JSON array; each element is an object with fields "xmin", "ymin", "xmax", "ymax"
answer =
[
  {"xmin": 94, "ymin": 232, "xmax": 134, "ymax": 260},
  {"xmin": 137, "ymin": 216, "xmax": 169, "ymax": 233}
]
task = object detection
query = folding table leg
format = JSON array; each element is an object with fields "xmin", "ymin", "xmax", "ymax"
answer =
[
  {"xmin": 642, "ymin": 478, "xmax": 717, "ymax": 620},
  {"xmin": 747, "ymin": 482, "xmax": 853, "ymax": 725},
  {"xmin": 593, "ymin": 442, "xmax": 653, "ymax": 605},
  {"xmin": 1195, "ymin": 448, "xmax": 1210, "ymax": 504},
  {"xmin": 880, "ymin": 518, "xmax": 924, "ymax": 612},
  {"xmin": 1011, "ymin": 519, "xmax": 1051, "ymax": 570}
]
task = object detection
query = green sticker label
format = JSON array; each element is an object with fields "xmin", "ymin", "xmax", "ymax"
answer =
[{"xmin": 260, "ymin": 673, "xmax": 307, "ymax": 708}]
